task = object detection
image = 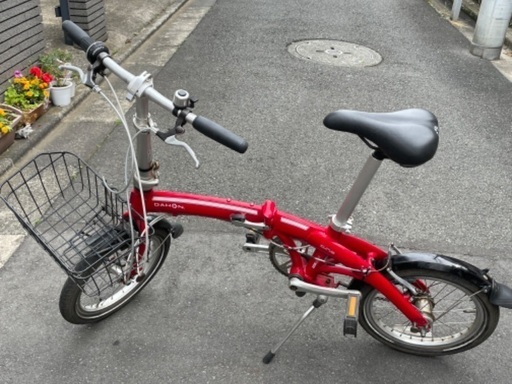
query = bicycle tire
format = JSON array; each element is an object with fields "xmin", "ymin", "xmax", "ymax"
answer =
[
  {"xmin": 358, "ymin": 268, "xmax": 500, "ymax": 356},
  {"xmin": 59, "ymin": 223, "xmax": 172, "ymax": 324}
]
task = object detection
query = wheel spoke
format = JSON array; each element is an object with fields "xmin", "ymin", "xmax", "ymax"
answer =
[
  {"xmin": 361, "ymin": 270, "xmax": 497, "ymax": 355},
  {"xmin": 434, "ymin": 289, "xmax": 483, "ymax": 323},
  {"xmin": 77, "ymin": 230, "xmax": 166, "ymax": 314}
]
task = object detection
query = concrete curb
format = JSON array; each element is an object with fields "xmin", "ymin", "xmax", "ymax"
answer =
[{"xmin": 0, "ymin": 0, "xmax": 189, "ymax": 178}]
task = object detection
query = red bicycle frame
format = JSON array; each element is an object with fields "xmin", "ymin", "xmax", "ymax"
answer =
[
  {"xmin": 128, "ymin": 187, "xmax": 429, "ymax": 328},
  {"xmin": 110, "ymin": 69, "xmax": 432, "ymax": 329}
]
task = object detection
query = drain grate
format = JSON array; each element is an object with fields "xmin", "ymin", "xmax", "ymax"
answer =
[{"xmin": 288, "ymin": 39, "xmax": 382, "ymax": 67}]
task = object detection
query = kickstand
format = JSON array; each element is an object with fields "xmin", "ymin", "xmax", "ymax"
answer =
[{"xmin": 263, "ymin": 295, "xmax": 328, "ymax": 364}]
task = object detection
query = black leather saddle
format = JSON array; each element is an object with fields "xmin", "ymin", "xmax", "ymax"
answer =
[{"xmin": 323, "ymin": 108, "xmax": 439, "ymax": 167}]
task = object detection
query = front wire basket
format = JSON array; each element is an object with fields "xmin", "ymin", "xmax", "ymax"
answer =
[{"xmin": 0, "ymin": 152, "xmax": 135, "ymax": 297}]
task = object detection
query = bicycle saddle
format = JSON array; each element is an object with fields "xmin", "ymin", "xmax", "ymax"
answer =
[{"xmin": 323, "ymin": 108, "xmax": 439, "ymax": 167}]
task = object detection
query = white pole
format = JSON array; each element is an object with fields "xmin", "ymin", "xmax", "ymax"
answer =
[
  {"xmin": 451, "ymin": 0, "xmax": 463, "ymax": 20},
  {"xmin": 470, "ymin": 0, "xmax": 512, "ymax": 60}
]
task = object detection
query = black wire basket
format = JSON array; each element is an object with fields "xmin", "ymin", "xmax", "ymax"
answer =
[{"xmin": 0, "ymin": 152, "xmax": 134, "ymax": 296}]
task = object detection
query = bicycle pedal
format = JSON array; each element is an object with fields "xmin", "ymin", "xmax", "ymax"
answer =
[
  {"xmin": 242, "ymin": 232, "xmax": 269, "ymax": 253},
  {"xmin": 245, "ymin": 232, "xmax": 260, "ymax": 244},
  {"xmin": 343, "ymin": 293, "xmax": 360, "ymax": 337}
]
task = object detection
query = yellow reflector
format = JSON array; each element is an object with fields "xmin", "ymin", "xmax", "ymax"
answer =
[{"xmin": 347, "ymin": 296, "xmax": 358, "ymax": 317}]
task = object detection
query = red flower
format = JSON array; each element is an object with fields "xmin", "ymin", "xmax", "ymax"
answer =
[
  {"xmin": 41, "ymin": 73, "xmax": 53, "ymax": 83},
  {"xmin": 29, "ymin": 66, "xmax": 43, "ymax": 79}
]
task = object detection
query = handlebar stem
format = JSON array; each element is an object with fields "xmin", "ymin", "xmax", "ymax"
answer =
[{"xmin": 133, "ymin": 95, "xmax": 159, "ymax": 191}]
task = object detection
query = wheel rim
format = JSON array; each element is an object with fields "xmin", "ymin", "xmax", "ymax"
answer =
[
  {"xmin": 270, "ymin": 248, "xmax": 292, "ymax": 276},
  {"xmin": 76, "ymin": 234, "xmax": 165, "ymax": 315},
  {"xmin": 364, "ymin": 275, "xmax": 487, "ymax": 350}
]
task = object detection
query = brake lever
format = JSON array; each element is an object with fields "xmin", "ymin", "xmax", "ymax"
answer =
[
  {"xmin": 59, "ymin": 64, "xmax": 99, "ymax": 91},
  {"xmin": 165, "ymin": 135, "xmax": 200, "ymax": 169}
]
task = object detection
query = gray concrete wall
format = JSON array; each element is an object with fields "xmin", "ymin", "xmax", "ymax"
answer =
[
  {"xmin": 67, "ymin": 0, "xmax": 107, "ymax": 42},
  {"xmin": 0, "ymin": 0, "xmax": 45, "ymax": 93}
]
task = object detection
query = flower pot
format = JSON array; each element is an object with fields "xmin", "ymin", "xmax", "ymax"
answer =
[
  {"xmin": 0, "ymin": 104, "xmax": 22, "ymax": 126},
  {"xmin": 50, "ymin": 81, "xmax": 74, "ymax": 107},
  {"xmin": 0, "ymin": 131, "xmax": 15, "ymax": 154},
  {"xmin": 20, "ymin": 103, "xmax": 48, "ymax": 125},
  {"xmin": 0, "ymin": 104, "xmax": 22, "ymax": 134}
]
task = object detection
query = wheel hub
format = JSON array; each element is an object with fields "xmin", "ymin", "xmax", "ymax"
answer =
[{"xmin": 410, "ymin": 295, "xmax": 435, "ymax": 335}]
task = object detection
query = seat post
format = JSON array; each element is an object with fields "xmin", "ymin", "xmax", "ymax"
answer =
[{"xmin": 330, "ymin": 151, "xmax": 384, "ymax": 232}]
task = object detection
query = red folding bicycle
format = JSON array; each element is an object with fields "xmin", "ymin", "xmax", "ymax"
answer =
[{"xmin": 2, "ymin": 21, "xmax": 512, "ymax": 362}]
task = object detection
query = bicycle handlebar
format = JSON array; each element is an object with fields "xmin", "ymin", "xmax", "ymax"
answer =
[{"xmin": 62, "ymin": 21, "xmax": 248, "ymax": 154}]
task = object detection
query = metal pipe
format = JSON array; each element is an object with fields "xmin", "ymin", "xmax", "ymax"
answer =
[
  {"xmin": 242, "ymin": 243, "xmax": 270, "ymax": 253},
  {"xmin": 330, "ymin": 153, "xmax": 383, "ymax": 232},
  {"xmin": 289, "ymin": 277, "xmax": 362, "ymax": 299}
]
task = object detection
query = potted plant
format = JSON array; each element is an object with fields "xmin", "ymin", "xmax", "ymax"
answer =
[
  {"xmin": 0, "ymin": 106, "xmax": 21, "ymax": 154},
  {"xmin": 38, "ymin": 49, "xmax": 75, "ymax": 106},
  {"xmin": 3, "ymin": 67, "xmax": 52, "ymax": 125}
]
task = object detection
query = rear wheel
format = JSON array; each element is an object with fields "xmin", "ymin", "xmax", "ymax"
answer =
[
  {"xmin": 359, "ymin": 268, "xmax": 500, "ymax": 356},
  {"xmin": 59, "ymin": 224, "xmax": 172, "ymax": 324}
]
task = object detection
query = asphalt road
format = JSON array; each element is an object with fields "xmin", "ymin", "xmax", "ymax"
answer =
[{"xmin": 1, "ymin": 0, "xmax": 512, "ymax": 383}]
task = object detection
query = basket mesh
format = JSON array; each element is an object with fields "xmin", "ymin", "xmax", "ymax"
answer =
[{"xmin": 0, "ymin": 152, "xmax": 134, "ymax": 296}]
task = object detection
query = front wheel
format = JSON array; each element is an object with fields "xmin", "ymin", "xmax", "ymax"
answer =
[
  {"xmin": 59, "ymin": 224, "xmax": 172, "ymax": 324},
  {"xmin": 359, "ymin": 268, "xmax": 500, "ymax": 356}
]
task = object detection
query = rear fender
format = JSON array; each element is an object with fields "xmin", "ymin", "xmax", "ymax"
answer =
[
  {"xmin": 390, "ymin": 252, "xmax": 493, "ymax": 289},
  {"xmin": 349, "ymin": 252, "xmax": 512, "ymax": 309},
  {"xmin": 349, "ymin": 252, "xmax": 494, "ymax": 300},
  {"xmin": 392, "ymin": 253, "xmax": 512, "ymax": 309}
]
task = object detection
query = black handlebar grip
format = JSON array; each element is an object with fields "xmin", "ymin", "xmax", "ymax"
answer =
[
  {"xmin": 192, "ymin": 116, "xmax": 248, "ymax": 153},
  {"xmin": 62, "ymin": 20, "xmax": 94, "ymax": 51},
  {"xmin": 62, "ymin": 20, "xmax": 109, "ymax": 63}
]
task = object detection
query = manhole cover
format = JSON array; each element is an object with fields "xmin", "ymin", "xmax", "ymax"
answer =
[{"xmin": 288, "ymin": 39, "xmax": 382, "ymax": 67}]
